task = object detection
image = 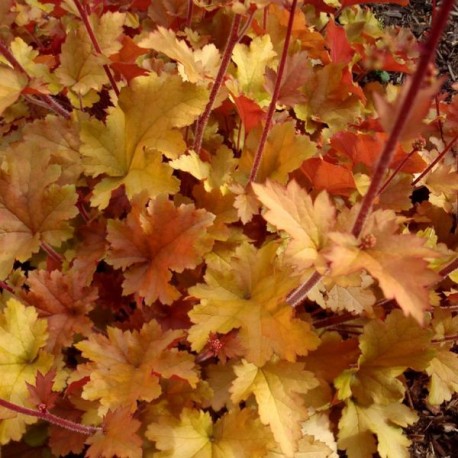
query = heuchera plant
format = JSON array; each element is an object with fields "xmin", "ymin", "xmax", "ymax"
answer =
[{"xmin": 0, "ymin": 0, "xmax": 457, "ymax": 456}]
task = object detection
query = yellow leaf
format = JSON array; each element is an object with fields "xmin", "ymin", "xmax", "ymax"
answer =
[
  {"xmin": 427, "ymin": 349, "xmax": 458, "ymax": 405},
  {"xmin": 252, "ymin": 180, "xmax": 336, "ymax": 271},
  {"xmin": 0, "ymin": 148, "xmax": 78, "ymax": 279},
  {"xmin": 80, "ymin": 72, "xmax": 208, "ymax": 208},
  {"xmin": 0, "ymin": 298, "xmax": 54, "ymax": 444},
  {"xmin": 231, "ymin": 35, "xmax": 277, "ymax": 105},
  {"xmin": 138, "ymin": 26, "xmax": 220, "ymax": 83},
  {"xmin": 147, "ymin": 407, "xmax": 273, "ymax": 458},
  {"xmin": 424, "ymin": 164, "xmax": 458, "ymax": 213},
  {"xmin": 230, "ymin": 359, "xmax": 318, "ymax": 457},
  {"xmin": 338, "ymin": 400, "xmax": 417, "ymax": 458},
  {"xmin": 75, "ymin": 320, "xmax": 198, "ymax": 415},
  {"xmin": 188, "ymin": 242, "xmax": 320, "ymax": 366},
  {"xmin": 56, "ymin": 25, "xmax": 108, "ymax": 95},
  {"xmin": 0, "ymin": 66, "xmax": 27, "ymax": 115},
  {"xmin": 335, "ymin": 310, "xmax": 434, "ymax": 405},
  {"xmin": 170, "ymin": 145, "xmax": 237, "ymax": 193},
  {"xmin": 169, "ymin": 150, "xmax": 211, "ymax": 180},
  {"xmin": 22, "ymin": 115, "xmax": 82, "ymax": 185},
  {"xmin": 10, "ymin": 37, "xmax": 60, "ymax": 93},
  {"xmin": 239, "ymin": 121, "xmax": 317, "ymax": 184},
  {"xmin": 301, "ymin": 413, "xmax": 338, "ymax": 458},
  {"xmin": 326, "ymin": 209, "xmax": 440, "ymax": 324},
  {"xmin": 89, "ymin": 11, "xmax": 126, "ymax": 56}
]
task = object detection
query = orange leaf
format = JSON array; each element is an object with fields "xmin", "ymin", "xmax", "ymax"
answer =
[
  {"xmin": 326, "ymin": 210, "xmax": 440, "ymax": 324},
  {"xmin": 106, "ymin": 194, "xmax": 215, "ymax": 305},
  {"xmin": 233, "ymin": 95, "xmax": 265, "ymax": 133},
  {"xmin": 326, "ymin": 18, "xmax": 354, "ymax": 65},
  {"xmin": 23, "ymin": 268, "xmax": 98, "ymax": 353},
  {"xmin": 86, "ymin": 408, "xmax": 142, "ymax": 458},
  {"xmin": 75, "ymin": 320, "xmax": 198, "ymax": 414},
  {"xmin": 301, "ymin": 158, "xmax": 356, "ymax": 196}
]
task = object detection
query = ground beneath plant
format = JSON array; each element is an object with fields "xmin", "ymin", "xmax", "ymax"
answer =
[
  {"xmin": 372, "ymin": 0, "xmax": 458, "ymax": 94},
  {"xmin": 369, "ymin": 2, "xmax": 458, "ymax": 457}
]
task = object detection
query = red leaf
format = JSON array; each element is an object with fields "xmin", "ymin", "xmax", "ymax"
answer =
[
  {"xmin": 330, "ymin": 131, "xmax": 420, "ymax": 171},
  {"xmin": 326, "ymin": 18, "xmax": 354, "ymax": 66},
  {"xmin": 301, "ymin": 158, "xmax": 356, "ymax": 196},
  {"xmin": 306, "ymin": 0, "xmax": 336, "ymax": 14},
  {"xmin": 26, "ymin": 369, "xmax": 59, "ymax": 411},
  {"xmin": 233, "ymin": 95, "xmax": 265, "ymax": 133}
]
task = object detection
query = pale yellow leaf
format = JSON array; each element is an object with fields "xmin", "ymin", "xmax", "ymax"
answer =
[
  {"xmin": 81, "ymin": 72, "xmax": 208, "ymax": 208},
  {"xmin": 0, "ymin": 67, "xmax": 27, "ymax": 115},
  {"xmin": 188, "ymin": 242, "xmax": 319, "ymax": 366},
  {"xmin": 427, "ymin": 349, "xmax": 458, "ymax": 405},
  {"xmin": 138, "ymin": 26, "xmax": 220, "ymax": 83},
  {"xmin": 0, "ymin": 298, "xmax": 54, "ymax": 444},
  {"xmin": 239, "ymin": 121, "xmax": 317, "ymax": 183},
  {"xmin": 338, "ymin": 401, "xmax": 417, "ymax": 458},
  {"xmin": 232, "ymin": 35, "xmax": 277, "ymax": 105},
  {"xmin": 253, "ymin": 180, "xmax": 336, "ymax": 271},
  {"xmin": 230, "ymin": 359, "xmax": 318, "ymax": 457}
]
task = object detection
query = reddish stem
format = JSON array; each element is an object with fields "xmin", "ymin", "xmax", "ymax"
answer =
[
  {"xmin": 0, "ymin": 280, "xmax": 14, "ymax": 294},
  {"xmin": 0, "ymin": 40, "xmax": 24, "ymax": 73},
  {"xmin": 193, "ymin": 13, "xmax": 243, "ymax": 154},
  {"xmin": 377, "ymin": 147, "xmax": 417, "ymax": 196},
  {"xmin": 73, "ymin": 0, "xmax": 120, "ymax": 97},
  {"xmin": 439, "ymin": 257, "xmax": 458, "ymax": 278},
  {"xmin": 248, "ymin": 0, "xmax": 298, "ymax": 183},
  {"xmin": 351, "ymin": 0, "xmax": 456, "ymax": 239},
  {"xmin": 0, "ymin": 40, "xmax": 70, "ymax": 119},
  {"xmin": 434, "ymin": 96, "xmax": 446, "ymax": 144},
  {"xmin": 41, "ymin": 242, "xmax": 64, "ymax": 265},
  {"xmin": 287, "ymin": 270, "xmax": 322, "ymax": 308},
  {"xmin": 412, "ymin": 133, "xmax": 458, "ymax": 186},
  {"xmin": 0, "ymin": 398, "xmax": 101, "ymax": 435},
  {"xmin": 186, "ymin": 0, "xmax": 193, "ymax": 28},
  {"xmin": 432, "ymin": 334, "xmax": 458, "ymax": 344}
]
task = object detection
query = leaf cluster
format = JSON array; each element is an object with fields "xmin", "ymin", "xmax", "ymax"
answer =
[{"xmin": 0, "ymin": 0, "xmax": 457, "ymax": 457}]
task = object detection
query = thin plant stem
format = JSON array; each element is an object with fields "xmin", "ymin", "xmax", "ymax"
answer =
[
  {"xmin": 248, "ymin": 0, "xmax": 298, "ymax": 183},
  {"xmin": 41, "ymin": 242, "xmax": 64, "ymax": 265},
  {"xmin": 377, "ymin": 147, "xmax": 417, "ymax": 196},
  {"xmin": 0, "ymin": 280, "xmax": 14, "ymax": 294},
  {"xmin": 439, "ymin": 257, "xmax": 458, "ymax": 278},
  {"xmin": 432, "ymin": 334, "xmax": 458, "ymax": 344},
  {"xmin": 73, "ymin": 0, "xmax": 120, "ymax": 97},
  {"xmin": 186, "ymin": 0, "xmax": 194, "ymax": 28},
  {"xmin": 0, "ymin": 398, "xmax": 101, "ymax": 435},
  {"xmin": 412, "ymin": 132, "xmax": 458, "ymax": 186},
  {"xmin": 193, "ymin": 13, "xmax": 243, "ymax": 154},
  {"xmin": 237, "ymin": 10, "xmax": 255, "ymax": 41},
  {"xmin": 435, "ymin": 96, "xmax": 446, "ymax": 144},
  {"xmin": 37, "ymin": 94, "xmax": 71, "ymax": 119},
  {"xmin": 287, "ymin": 270, "xmax": 322, "ymax": 308},
  {"xmin": 351, "ymin": 0, "xmax": 456, "ymax": 239},
  {"xmin": 0, "ymin": 40, "xmax": 24, "ymax": 73},
  {"xmin": 0, "ymin": 40, "xmax": 71, "ymax": 119}
]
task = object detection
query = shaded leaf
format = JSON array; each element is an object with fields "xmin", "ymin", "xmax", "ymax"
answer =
[{"xmin": 75, "ymin": 320, "xmax": 198, "ymax": 415}]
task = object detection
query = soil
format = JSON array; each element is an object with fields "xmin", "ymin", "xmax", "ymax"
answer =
[
  {"xmin": 371, "ymin": 0, "xmax": 458, "ymax": 95},
  {"xmin": 366, "ymin": 3, "xmax": 458, "ymax": 457}
]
